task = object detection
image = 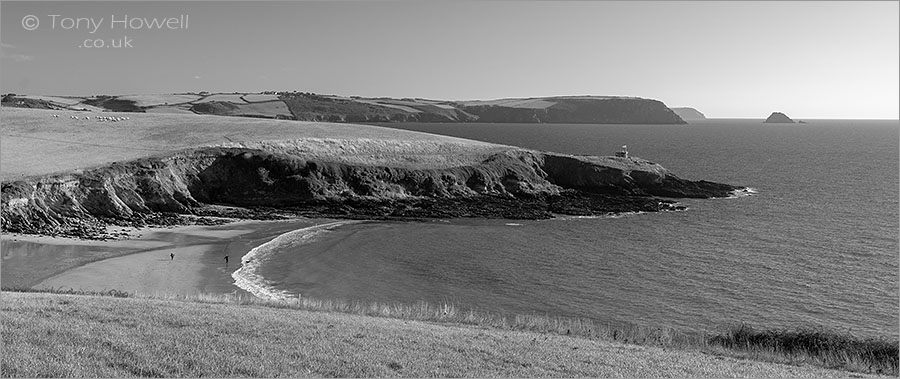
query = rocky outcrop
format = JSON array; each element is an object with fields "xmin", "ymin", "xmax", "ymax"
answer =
[
  {"xmin": 1, "ymin": 147, "xmax": 741, "ymax": 237},
  {"xmin": 670, "ymin": 107, "xmax": 707, "ymax": 121},
  {"xmin": 764, "ymin": 112, "xmax": 794, "ymax": 123}
]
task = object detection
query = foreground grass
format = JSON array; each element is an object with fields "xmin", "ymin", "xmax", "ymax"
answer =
[
  {"xmin": 3, "ymin": 290, "xmax": 892, "ymax": 378},
  {"xmin": 708, "ymin": 324, "xmax": 898, "ymax": 376}
]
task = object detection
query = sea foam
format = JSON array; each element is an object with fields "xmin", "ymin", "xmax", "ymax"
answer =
[
  {"xmin": 724, "ymin": 187, "xmax": 758, "ymax": 199},
  {"xmin": 231, "ymin": 220, "xmax": 362, "ymax": 301}
]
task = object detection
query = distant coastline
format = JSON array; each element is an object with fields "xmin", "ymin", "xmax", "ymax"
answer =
[{"xmin": 2, "ymin": 92, "xmax": 687, "ymax": 124}]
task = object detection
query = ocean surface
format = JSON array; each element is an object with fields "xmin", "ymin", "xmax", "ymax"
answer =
[{"xmin": 241, "ymin": 119, "xmax": 895, "ymax": 338}]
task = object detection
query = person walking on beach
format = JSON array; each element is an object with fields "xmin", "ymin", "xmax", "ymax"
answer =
[
  {"xmin": 224, "ymin": 255, "xmax": 229, "ymax": 265},
  {"xmin": 170, "ymin": 252, "xmax": 175, "ymax": 261}
]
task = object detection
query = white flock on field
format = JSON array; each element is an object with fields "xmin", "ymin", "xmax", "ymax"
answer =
[{"xmin": 54, "ymin": 114, "xmax": 131, "ymax": 123}]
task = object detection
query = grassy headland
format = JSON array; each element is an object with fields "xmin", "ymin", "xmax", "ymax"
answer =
[
  {"xmin": 3, "ymin": 289, "xmax": 889, "ymax": 378},
  {"xmin": 0, "ymin": 107, "xmax": 502, "ymax": 181},
  {"xmin": 1, "ymin": 107, "xmax": 736, "ymax": 239}
]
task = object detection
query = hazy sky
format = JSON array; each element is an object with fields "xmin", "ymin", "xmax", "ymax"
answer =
[{"xmin": 1, "ymin": 1, "xmax": 897, "ymax": 119}]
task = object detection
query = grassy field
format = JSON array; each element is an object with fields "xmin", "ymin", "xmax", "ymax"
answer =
[
  {"xmin": 216, "ymin": 138, "xmax": 510, "ymax": 169},
  {"xmin": 194, "ymin": 93, "xmax": 249, "ymax": 103},
  {"xmin": 0, "ymin": 107, "xmax": 503, "ymax": 181},
  {"xmin": 355, "ymin": 99, "xmax": 424, "ymax": 113},
  {"xmin": 3, "ymin": 290, "xmax": 877, "ymax": 378},
  {"xmin": 457, "ymin": 98, "xmax": 557, "ymax": 109},
  {"xmin": 226, "ymin": 100, "xmax": 293, "ymax": 118},
  {"xmin": 242, "ymin": 94, "xmax": 281, "ymax": 102},
  {"xmin": 17, "ymin": 95, "xmax": 83, "ymax": 106},
  {"xmin": 144, "ymin": 105, "xmax": 196, "ymax": 114},
  {"xmin": 118, "ymin": 94, "xmax": 202, "ymax": 107}
]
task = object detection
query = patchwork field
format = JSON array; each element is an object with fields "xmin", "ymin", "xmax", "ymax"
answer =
[
  {"xmin": 193, "ymin": 93, "xmax": 249, "ymax": 103},
  {"xmin": 457, "ymin": 98, "xmax": 557, "ymax": 109},
  {"xmin": 118, "ymin": 94, "xmax": 203, "ymax": 107},
  {"xmin": 227, "ymin": 101, "xmax": 292, "ymax": 118},
  {"xmin": 69, "ymin": 103, "xmax": 106, "ymax": 112},
  {"xmin": 17, "ymin": 95, "xmax": 83, "ymax": 106},
  {"xmin": 242, "ymin": 93, "xmax": 280, "ymax": 102},
  {"xmin": 143, "ymin": 105, "xmax": 196, "ymax": 114},
  {"xmin": 355, "ymin": 99, "xmax": 423, "ymax": 113}
]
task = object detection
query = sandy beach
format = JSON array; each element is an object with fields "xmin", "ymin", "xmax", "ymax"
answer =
[{"xmin": 2, "ymin": 219, "xmax": 325, "ymax": 296}]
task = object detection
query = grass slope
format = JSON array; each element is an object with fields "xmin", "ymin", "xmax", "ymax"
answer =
[
  {"xmin": 2, "ymin": 291, "xmax": 864, "ymax": 378},
  {"xmin": 0, "ymin": 107, "xmax": 502, "ymax": 181}
]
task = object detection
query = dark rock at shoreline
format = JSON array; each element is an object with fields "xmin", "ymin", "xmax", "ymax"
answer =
[
  {"xmin": 764, "ymin": 112, "xmax": 795, "ymax": 124},
  {"xmin": 280, "ymin": 191, "xmax": 682, "ymax": 221}
]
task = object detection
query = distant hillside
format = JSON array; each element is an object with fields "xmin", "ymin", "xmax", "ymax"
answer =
[
  {"xmin": 670, "ymin": 107, "xmax": 706, "ymax": 121},
  {"xmin": 1, "ymin": 92, "xmax": 686, "ymax": 124}
]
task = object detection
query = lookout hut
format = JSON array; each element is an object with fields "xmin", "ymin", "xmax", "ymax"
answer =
[{"xmin": 615, "ymin": 145, "xmax": 628, "ymax": 158}]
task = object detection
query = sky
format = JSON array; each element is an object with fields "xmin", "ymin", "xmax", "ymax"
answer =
[{"xmin": 1, "ymin": 1, "xmax": 897, "ymax": 119}]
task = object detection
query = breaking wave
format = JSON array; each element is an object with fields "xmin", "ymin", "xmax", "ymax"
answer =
[
  {"xmin": 724, "ymin": 187, "xmax": 758, "ymax": 199},
  {"xmin": 231, "ymin": 220, "xmax": 362, "ymax": 301}
]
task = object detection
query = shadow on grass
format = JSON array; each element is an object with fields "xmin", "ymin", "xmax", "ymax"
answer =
[{"xmin": 707, "ymin": 323, "xmax": 898, "ymax": 376}]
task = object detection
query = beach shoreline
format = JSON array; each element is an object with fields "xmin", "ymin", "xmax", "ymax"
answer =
[{"xmin": 1, "ymin": 219, "xmax": 329, "ymax": 296}]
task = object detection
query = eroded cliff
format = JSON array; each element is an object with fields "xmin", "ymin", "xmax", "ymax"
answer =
[{"xmin": 1, "ymin": 146, "xmax": 739, "ymax": 237}]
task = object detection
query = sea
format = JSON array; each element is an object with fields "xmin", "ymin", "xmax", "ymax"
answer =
[{"xmin": 233, "ymin": 119, "xmax": 899, "ymax": 339}]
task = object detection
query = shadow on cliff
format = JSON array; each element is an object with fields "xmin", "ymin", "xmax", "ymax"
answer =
[{"xmin": 1, "ymin": 147, "xmax": 741, "ymax": 237}]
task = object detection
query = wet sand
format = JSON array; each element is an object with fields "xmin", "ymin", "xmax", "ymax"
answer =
[{"xmin": 2, "ymin": 219, "xmax": 326, "ymax": 296}]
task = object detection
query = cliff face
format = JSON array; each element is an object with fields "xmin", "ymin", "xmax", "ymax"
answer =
[
  {"xmin": 458, "ymin": 98, "xmax": 686, "ymax": 124},
  {"xmin": 670, "ymin": 107, "xmax": 707, "ymax": 121},
  {"xmin": 1, "ymin": 147, "xmax": 738, "ymax": 236}
]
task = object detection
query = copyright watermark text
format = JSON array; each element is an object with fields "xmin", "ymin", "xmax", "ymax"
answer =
[{"xmin": 20, "ymin": 14, "xmax": 189, "ymax": 49}]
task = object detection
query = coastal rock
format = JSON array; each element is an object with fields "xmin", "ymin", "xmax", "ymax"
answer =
[
  {"xmin": 764, "ymin": 112, "xmax": 795, "ymax": 123},
  {"xmin": 1, "ymin": 147, "xmax": 741, "ymax": 237},
  {"xmin": 670, "ymin": 107, "xmax": 707, "ymax": 121}
]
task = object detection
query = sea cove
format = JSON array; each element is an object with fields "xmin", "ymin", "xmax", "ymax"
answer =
[
  {"xmin": 8, "ymin": 119, "xmax": 895, "ymax": 340},
  {"xmin": 247, "ymin": 119, "xmax": 899, "ymax": 338},
  {"xmin": 3, "ymin": 1, "xmax": 898, "ymax": 376}
]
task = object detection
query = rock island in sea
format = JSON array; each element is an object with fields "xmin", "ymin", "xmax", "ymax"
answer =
[{"xmin": 764, "ymin": 112, "xmax": 795, "ymax": 123}]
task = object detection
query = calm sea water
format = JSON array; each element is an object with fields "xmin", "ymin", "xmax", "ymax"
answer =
[{"xmin": 245, "ymin": 120, "xmax": 899, "ymax": 338}]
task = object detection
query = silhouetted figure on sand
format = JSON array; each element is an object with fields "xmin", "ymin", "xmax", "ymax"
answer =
[
  {"xmin": 224, "ymin": 255, "xmax": 229, "ymax": 265},
  {"xmin": 170, "ymin": 253, "xmax": 174, "ymax": 261}
]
